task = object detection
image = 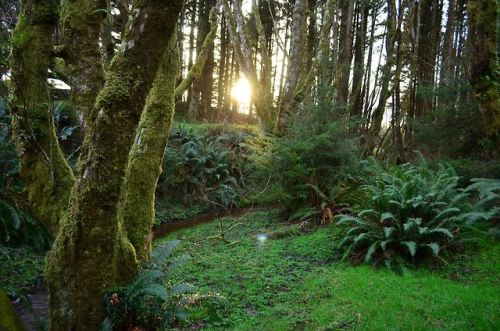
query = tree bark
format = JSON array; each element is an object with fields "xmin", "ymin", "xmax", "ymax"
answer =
[
  {"xmin": 45, "ymin": 1, "xmax": 184, "ymax": 329},
  {"xmin": 9, "ymin": 0, "xmax": 75, "ymax": 236},
  {"xmin": 335, "ymin": 0, "xmax": 355, "ymax": 106},
  {"xmin": 277, "ymin": 0, "xmax": 308, "ymax": 128},
  {"xmin": 349, "ymin": 0, "xmax": 367, "ymax": 117},
  {"xmin": 122, "ymin": 34, "xmax": 179, "ymax": 262},
  {"xmin": 365, "ymin": 0, "xmax": 397, "ymax": 154},
  {"xmin": 467, "ymin": 0, "xmax": 499, "ymax": 138}
]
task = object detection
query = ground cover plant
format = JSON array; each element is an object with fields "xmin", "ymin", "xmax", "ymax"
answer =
[
  {"xmin": 156, "ymin": 124, "xmax": 264, "ymax": 224},
  {"xmin": 336, "ymin": 161, "xmax": 500, "ymax": 268},
  {"xmin": 159, "ymin": 209, "xmax": 500, "ymax": 330}
]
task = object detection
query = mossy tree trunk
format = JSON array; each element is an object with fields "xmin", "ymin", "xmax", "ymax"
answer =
[
  {"xmin": 467, "ymin": 0, "xmax": 499, "ymax": 139},
  {"xmin": 9, "ymin": 0, "xmax": 75, "ymax": 236},
  {"xmin": 42, "ymin": 0, "xmax": 184, "ymax": 329},
  {"xmin": 123, "ymin": 10, "xmax": 224, "ymax": 260},
  {"xmin": 276, "ymin": 0, "xmax": 308, "ymax": 131},
  {"xmin": 60, "ymin": 0, "xmax": 106, "ymax": 132},
  {"xmin": 122, "ymin": 34, "xmax": 179, "ymax": 261}
]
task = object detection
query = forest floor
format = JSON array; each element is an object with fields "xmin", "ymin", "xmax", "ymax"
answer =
[
  {"xmin": 3, "ymin": 206, "xmax": 500, "ymax": 330},
  {"xmin": 160, "ymin": 207, "xmax": 500, "ymax": 331}
]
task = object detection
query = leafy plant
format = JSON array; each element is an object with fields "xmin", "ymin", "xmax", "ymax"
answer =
[
  {"xmin": 269, "ymin": 106, "xmax": 360, "ymax": 217},
  {"xmin": 157, "ymin": 125, "xmax": 254, "ymax": 215},
  {"xmin": 336, "ymin": 161, "xmax": 499, "ymax": 268},
  {"xmin": 103, "ymin": 240, "xmax": 195, "ymax": 330}
]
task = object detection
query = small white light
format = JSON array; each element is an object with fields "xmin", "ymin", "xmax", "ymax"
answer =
[{"xmin": 256, "ymin": 233, "xmax": 268, "ymax": 243}]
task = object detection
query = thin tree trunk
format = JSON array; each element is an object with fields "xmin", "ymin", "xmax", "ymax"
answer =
[
  {"xmin": 365, "ymin": 0, "xmax": 397, "ymax": 154},
  {"xmin": 276, "ymin": 0, "xmax": 308, "ymax": 130},
  {"xmin": 335, "ymin": 0, "xmax": 355, "ymax": 106},
  {"xmin": 122, "ymin": 34, "xmax": 179, "ymax": 261},
  {"xmin": 349, "ymin": 0, "xmax": 367, "ymax": 117}
]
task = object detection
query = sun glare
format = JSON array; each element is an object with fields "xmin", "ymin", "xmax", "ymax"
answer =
[{"xmin": 231, "ymin": 76, "xmax": 252, "ymax": 114}]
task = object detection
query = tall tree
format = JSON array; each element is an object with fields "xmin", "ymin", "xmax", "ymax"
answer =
[
  {"xmin": 335, "ymin": 0, "xmax": 355, "ymax": 106},
  {"xmin": 349, "ymin": 0, "xmax": 368, "ymax": 117},
  {"xmin": 467, "ymin": 0, "xmax": 499, "ymax": 139},
  {"xmin": 275, "ymin": 0, "xmax": 309, "ymax": 131},
  {"xmin": 10, "ymin": 0, "xmax": 184, "ymax": 328}
]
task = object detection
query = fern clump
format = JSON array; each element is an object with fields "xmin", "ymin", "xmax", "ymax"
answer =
[
  {"xmin": 103, "ymin": 240, "xmax": 195, "ymax": 330},
  {"xmin": 336, "ymin": 162, "xmax": 499, "ymax": 268},
  {"xmin": 157, "ymin": 125, "xmax": 254, "ymax": 218}
]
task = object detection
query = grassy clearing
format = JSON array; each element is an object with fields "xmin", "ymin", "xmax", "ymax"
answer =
[{"xmin": 160, "ymin": 209, "xmax": 500, "ymax": 330}]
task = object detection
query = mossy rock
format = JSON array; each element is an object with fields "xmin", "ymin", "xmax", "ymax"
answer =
[{"xmin": 0, "ymin": 289, "xmax": 25, "ymax": 331}]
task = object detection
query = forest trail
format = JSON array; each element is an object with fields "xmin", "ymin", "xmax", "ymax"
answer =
[
  {"xmin": 13, "ymin": 286, "xmax": 48, "ymax": 331},
  {"xmin": 153, "ymin": 204, "xmax": 276, "ymax": 239}
]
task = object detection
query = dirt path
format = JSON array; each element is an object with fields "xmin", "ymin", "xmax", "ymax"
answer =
[
  {"xmin": 13, "ymin": 286, "xmax": 48, "ymax": 331},
  {"xmin": 153, "ymin": 204, "xmax": 274, "ymax": 239}
]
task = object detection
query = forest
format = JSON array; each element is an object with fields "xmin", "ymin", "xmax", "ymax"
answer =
[{"xmin": 0, "ymin": 0, "xmax": 498, "ymax": 330}]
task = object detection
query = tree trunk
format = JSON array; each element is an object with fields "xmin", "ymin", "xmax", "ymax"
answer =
[
  {"xmin": 122, "ymin": 34, "xmax": 179, "ymax": 262},
  {"xmin": 9, "ymin": 0, "xmax": 75, "ymax": 236},
  {"xmin": 276, "ymin": 0, "xmax": 308, "ymax": 130},
  {"xmin": 414, "ymin": 0, "xmax": 442, "ymax": 118},
  {"xmin": 365, "ymin": 0, "xmax": 397, "ymax": 154},
  {"xmin": 223, "ymin": 0, "xmax": 274, "ymax": 128},
  {"xmin": 335, "ymin": 0, "xmax": 355, "ymax": 106},
  {"xmin": 44, "ymin": 1, "xmax": 184, "ymax": 329},
  {"xmin": 467, "ymin": 0, "xmax": 499, "ymax": 138},
  {"xmin": 349, "ymin": 0, "xmax": 367, "ymax": 117}
]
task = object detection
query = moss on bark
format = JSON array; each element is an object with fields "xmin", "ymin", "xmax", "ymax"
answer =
[
  {"xmin": 0, "ymin": 289, "xmax": 25, "ymax": 331},
  {"xmin": 9, "ymin": 0, "xmax": 75, "ymax": 236},
  {"xmin": 59, "ymin": 0, "xmax": 106, "ymax": 133},
  {"xmin": 122, "ymin": 34, "xmax": 179, "ymax": 261},
  {"xmin": 45, "ymin": 1, "xmax": 184, "ymax": 329}
]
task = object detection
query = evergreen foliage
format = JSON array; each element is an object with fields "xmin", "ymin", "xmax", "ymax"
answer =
[
  {"xmin": 336, "ymin": 161, "xmax": 499, "ymax": 269},
  {"xmin": 270, "ymin": 103, "xmax": 360, "ymax": 218}
]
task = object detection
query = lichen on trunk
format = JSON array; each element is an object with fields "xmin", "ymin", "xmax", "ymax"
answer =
[
  {"xmin": 122, "ymin": 33, "xmax": 179, "ymax": 261},
  {"xmin": 44, "ymin": 1, "xmax": 184, "ymax": 329},
  {"xmin": 8, "ymin": 0, "xmax": 75, "ymax": 236}
]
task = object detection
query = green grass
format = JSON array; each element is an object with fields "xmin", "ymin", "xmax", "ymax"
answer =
[{"xmin": 159, "ymin": 208, "xmax": 500, "ymax": 330}]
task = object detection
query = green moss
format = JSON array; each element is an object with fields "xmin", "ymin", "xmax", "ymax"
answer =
[
  {"xmin": 0, "ymin": 289, "xmax": 25, "ymax": 331},
  {"xmin": 45, "ymin": 2, "xmax": 184, "ymax": 329},
  {"xmin": 9, "ymin": 0, "xmax": 75, "ymax": 236},
  {"xmin": 122, "ymin": 35, "xmax": 179, "ymax": 261}
]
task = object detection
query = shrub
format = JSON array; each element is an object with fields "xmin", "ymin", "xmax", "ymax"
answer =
[
  {"xmin": 270, "ymin": 104, "xmax": 360, "ymax": 218},
  {"xmin": 336, "ymin": 162, "xmax": 499, "ymax": 269}
]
